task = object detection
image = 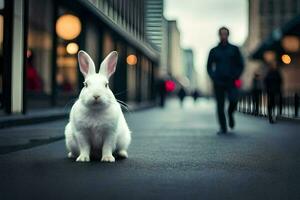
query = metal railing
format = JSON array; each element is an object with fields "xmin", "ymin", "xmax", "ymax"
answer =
[{"xmin": 238, "ymin": 91, "xmax": 299, "ymax": 119}]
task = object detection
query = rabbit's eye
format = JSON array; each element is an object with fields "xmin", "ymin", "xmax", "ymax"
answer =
[
  {"xmin": 105, "ymin": 83, "xmax": 108, "ymax": 88},
  {"xmin": 83, "ymin": 82, "xmax": 88, "ymax": 87}
]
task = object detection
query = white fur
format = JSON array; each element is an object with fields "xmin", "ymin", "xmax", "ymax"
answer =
[{"xmin": 64, "ymin": 50, "xmax": 131, "ymax": 162}]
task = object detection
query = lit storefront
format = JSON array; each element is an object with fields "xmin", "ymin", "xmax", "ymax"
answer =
[
  {"xmin": 1, "ymin": 0, "xmax": 159, "ymax": 115},
  {"xmin": 252, "ymin": 16, "xmax": 300, "ymax": 94}
]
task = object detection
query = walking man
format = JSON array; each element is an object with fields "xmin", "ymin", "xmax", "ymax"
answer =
[{"xmin": 207, "ymin": 27, "xmax": 244, "ymax": 134}]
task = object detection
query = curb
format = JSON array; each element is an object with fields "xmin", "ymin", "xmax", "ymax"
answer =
[
  {"xmin": 0, "ymin": 102, "xmax": 156, "ymax": 129},
  {"xmin": 0, "ymin": 111, "xmax": 69, "ymax": 129},
  {"xmin": 277, "ymin": 115, "xmax": 300, "ymax": 122},
  {"xmin": 238, "ymin": 111, "xmax": 300, "ymax": 122}
]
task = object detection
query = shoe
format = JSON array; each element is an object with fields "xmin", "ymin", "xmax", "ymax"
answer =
[
  {"xmin": 217, "ymin": 128, "xmax": 227, "ymax": 135},
  {"xmin": 228, "ymin": 113, "xmax": 235, "ymax": 129},
  {"xmin": 269, "ymin": 116, "xmax": 275, "ymax": 124}
]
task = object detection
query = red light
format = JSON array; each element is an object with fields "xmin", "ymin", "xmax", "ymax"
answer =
[
  {"xmin": 234, "ymin": 79, "xmax": 242, "ymax": 89},
  {"xmin": 165, "ymin": 80, "xmax": 176, "ymax": 92}
]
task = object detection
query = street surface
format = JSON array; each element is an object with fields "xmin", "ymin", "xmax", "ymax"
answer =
[{"xmin": 0, "ymin": 98, "xmax": 300, "ymax": 200}]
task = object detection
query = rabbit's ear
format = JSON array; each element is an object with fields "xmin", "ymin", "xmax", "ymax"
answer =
[
  {"xmin": 99, "ymin": 51, "xmax": 118, "ymax": 79},
  {"xmin": 78, "ymin": 50, "xmax": 96, "ymax": 77}
]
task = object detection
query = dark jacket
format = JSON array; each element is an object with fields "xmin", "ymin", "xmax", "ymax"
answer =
[
  {"xmin": 264, "ymin": 69, "xmax": 282, "ymax": 94},
  {"xmin": 252, "ymin": 76, "xmax": 263, "ymax": 93},
  {"xmin": 207, "ymin": 42, "xmax": 244, "ymax": 86}
]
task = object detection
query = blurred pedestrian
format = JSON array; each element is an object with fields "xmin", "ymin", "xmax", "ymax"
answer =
[
  {"xmin": 157, "ymin": 78, "xmax": 167, "ymax": 107},
  {"xmin": 177, "ymin": 86, "xmax": 186, "ymax": 107},
  {"xmin": 207, "ymin": 26, "xmax": 244, "ymax": 134},
  {"xmin": 26, "ymin": 50, "xmax": 43, "ymax": 92},
  {"xmin": 192, "ymin": 89, "xmax": 200, "ymax": 104},
  {"xmin": 251, "ymin": 73, "xmax": 262, "ymax": 115},
  {"xmin": 264, "ymin": 61, "xmax": 282, "ymax": 124}
]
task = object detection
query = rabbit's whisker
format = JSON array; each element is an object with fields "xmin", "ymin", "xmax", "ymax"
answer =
[
  {"xmin": 114, "ymin": 90, "xmax": 128, "ymax": 96},
  {"xmin": 116, "ymin": 99, "xmax": 131, "ymax": 113},
  {"xmin": 116, "ymin": 99, "xmax": 129, "ymax": 108}
]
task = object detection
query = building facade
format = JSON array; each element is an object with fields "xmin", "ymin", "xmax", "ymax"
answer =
[
  {"xmin": 243, "ymin": 0, "xmax": 300, "ymax": 91},
  {"xmin": 144, "ymin": 0, "xmax": 171, "ymax": 80},
  {"xmin": 245, "ymin": 0, "xmax": 300, "ymax": 55},
  {"xmin": 167, "ymin": 20, "xmax": 183, "ymax": 79},
  {"xmin": 144, "ymin": 0, "xmax": 163, "ymax": 51},
  {"xmin": 159, "ymin": 16, "xmax": 169, "ymax": 76},
  {"xmin": 0, "ymin": 0, "xmax": 159, "ymax": 115}
]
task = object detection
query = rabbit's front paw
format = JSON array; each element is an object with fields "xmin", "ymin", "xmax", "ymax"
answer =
[
  {"xmin": 76, "ymin": 154, "xmax": 90, "ymax": 162},
  {"xmin": 101, "ymin": 155, "xmax": 115, "ymax": 162}
]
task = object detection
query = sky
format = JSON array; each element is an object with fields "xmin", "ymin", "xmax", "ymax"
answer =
[{"xmin": 164, "ymin": 0, "xmax": 248, "ymax": 87}]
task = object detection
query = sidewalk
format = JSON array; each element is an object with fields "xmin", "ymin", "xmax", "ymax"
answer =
[{"xmin": 0, "ymin": 98, "xmax": 300, "ymax": 199}]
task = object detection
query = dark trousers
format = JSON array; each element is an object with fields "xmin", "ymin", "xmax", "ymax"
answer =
[
  {"xmin": 267, "ymin": 92, "xmax": 283, "ymax": 119},
  {"xmin": 159, "ymin": 93, "xmax": 166, "ymax": 107},
  {"xmin": 267, "ymin": 92, "xmax": 280, "ymax": 121},
  {"xmin": 252, "ymin": 91, "xmax": 261, "ymax": 115},
  {"xmin": 214, "ymin": 84, "xmax": 238, "ymax": 131}
]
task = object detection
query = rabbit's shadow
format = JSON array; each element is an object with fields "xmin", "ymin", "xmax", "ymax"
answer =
[
  {"xmin": 217, "ymin": 131, "xmax": 239, "ymax": 138},
  {"xmin": 65, "ymin": 153, "xmax": 128, "ymax": 163}
]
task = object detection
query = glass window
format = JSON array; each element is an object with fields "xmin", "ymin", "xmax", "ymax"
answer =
[
  {"xmin": 55, "ymin": 11, "xmax": 82, "ymax": 106},
  {"xmin": 56, "ymin": 41, "xmax": 79, "ymax": 96},
  {"xmin": 103, "ymin": 31, "xmax": 114, "ymax": 58},
  {"xmin": 85, "ymin": 22, "xmax": 101, "ymax": 69},
  {"xmin": 102, "ymin": 31, "xmax": 115, "ymax": 88},
  {"xmin": 26, "ymin": 0, "xmax": 53, "ymax": 109},
  {"xmin": 127, "ymin": 48, "xmax": 137, "ymax": 102}
]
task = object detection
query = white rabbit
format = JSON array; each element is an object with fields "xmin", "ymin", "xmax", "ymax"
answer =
[{"xmin": 64, "ymin": 50, "xmax": 131, "ymax": 162}]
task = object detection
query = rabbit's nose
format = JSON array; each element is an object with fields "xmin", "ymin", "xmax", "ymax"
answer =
[{"xmin": 93, "ymin": 95, "xmax": 100, "ymax": 100}]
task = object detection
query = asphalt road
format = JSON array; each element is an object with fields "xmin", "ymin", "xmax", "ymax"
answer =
[{"xmin": 1, "ymin": 98, "xmax": 300, "ymax": 200}]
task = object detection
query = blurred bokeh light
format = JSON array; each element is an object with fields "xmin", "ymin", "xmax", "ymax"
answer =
[
  {"xmin": 126, "ymin": 54, "xmax": 137, "ymax": 65},
  {"xmin": 56, "ymin": 14, "xmax": 81, "ymax": 40},
  {"xmin": 281, "ymin": 54, "xmax": 291, "ymax": 64},
  {"xmin": 66, "ymin": 42, "xmax": 79, "ymax": 55}
]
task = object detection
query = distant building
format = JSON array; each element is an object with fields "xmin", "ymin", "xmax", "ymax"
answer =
[
  {"xmin": 0, "ymin": 0, "xmax": 159, "ymax": 115},
  {"xmin": 159, "ymin": 16, "xmax": 169, "ymax": 76},
  {"xmin": 245, "ymin": 0, "xmax": 300, "ymax": 54},
  {"xmin": 144, "ymin": 0, "xmax": 164, "ymax": 51},
  {"xmin": 144, "ymin": 0, "xmax": 170, "ymax": 78},
  {"xmin": 167, "ymin": 20, "xmax": 183, "ymax": 79},
  {"xmin": 181, "ymin": 48, "xmax": 197, "ymax": 90},
  {"xmin": 243, "ymin": 0, "xmax": 300, "ymax": 90}
]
